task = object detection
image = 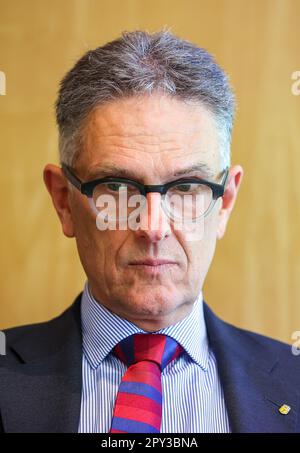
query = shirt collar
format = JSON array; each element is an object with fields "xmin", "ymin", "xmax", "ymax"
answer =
[{"xmin": 81, "ymin": 281, "xmax": 209, "ymax": 371}]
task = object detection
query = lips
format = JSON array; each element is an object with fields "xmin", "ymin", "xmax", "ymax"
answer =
[{"xmin": 129, "ymin": 259, "xmax": 177, "ymax": 266}]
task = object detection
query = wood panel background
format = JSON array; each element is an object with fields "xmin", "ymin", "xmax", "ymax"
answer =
[{"xmin": 0, "ymin": 0, "xmax": 299, "ymax": 343}]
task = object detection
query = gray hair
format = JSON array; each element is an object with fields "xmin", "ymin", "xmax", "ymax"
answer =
[{"xmin": 56, "ymin": 29, "xmax": 235, "ymax": 170}]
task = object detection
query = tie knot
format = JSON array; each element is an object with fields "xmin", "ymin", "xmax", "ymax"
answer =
[{"xmin": 113, "ymin": 334, "xmax": 183, "ymax": 371}]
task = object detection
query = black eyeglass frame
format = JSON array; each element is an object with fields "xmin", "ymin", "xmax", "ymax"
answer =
[{"xmin": 61, "ymin": 163, "xmax": 229, "ymax": 219}]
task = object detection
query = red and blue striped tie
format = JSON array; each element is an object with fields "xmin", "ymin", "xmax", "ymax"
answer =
[{"xmin": 110, "ymin": 333, "xmax": 183, "ymax": 433}]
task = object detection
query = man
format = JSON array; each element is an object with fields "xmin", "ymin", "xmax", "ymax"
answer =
[{"xmin": 0, "ymin": 30, "xmax": 299, "ymax": 433}]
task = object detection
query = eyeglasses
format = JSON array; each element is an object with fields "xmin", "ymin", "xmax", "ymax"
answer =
[{"xmin": 61, "ymin": 163, "xmax": 229, "ymax": 223}]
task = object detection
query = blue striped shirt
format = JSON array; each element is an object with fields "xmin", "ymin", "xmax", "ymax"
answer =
[{"xmin": 78, "ymin": 281, "xmax": 231, "ymax": 433}]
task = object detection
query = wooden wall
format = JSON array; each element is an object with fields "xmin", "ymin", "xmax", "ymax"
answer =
[{"xmin": 1, "ymin": 0, "xmax": 300, "ymax": 343}]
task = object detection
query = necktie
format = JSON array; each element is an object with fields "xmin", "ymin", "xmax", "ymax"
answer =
[{"xmin": 110, "ymin": 333, "xmax": 183, "ymax": 433}]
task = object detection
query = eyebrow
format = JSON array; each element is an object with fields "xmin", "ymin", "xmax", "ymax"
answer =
[
  {"xmin": 86, "ymin": 162, "xmax": 215, "ymax": 181},
  {"xmin": 173, "ymin": 163, "xmax": 215, "ymax": 179}
]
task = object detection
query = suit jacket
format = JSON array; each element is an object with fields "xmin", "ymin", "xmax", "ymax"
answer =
[{"xmin": 0, "ymin": 293, "xmax": 299, "ymax": 433}]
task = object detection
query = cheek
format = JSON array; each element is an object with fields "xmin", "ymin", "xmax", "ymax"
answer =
[
  {"xmin": 75, "ymin": 228, "xmax": 130, "ymax": 287},
  {"xmin": 175, "ymin": 210, "xmax": 219, "ymax": 268},
  {"xmin": 71, "ymin": 198, "xmax": 106, "ymax": 263}
]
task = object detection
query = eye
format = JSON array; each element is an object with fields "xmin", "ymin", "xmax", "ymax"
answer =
[
  {"xmin": 169, "ymin": 182, "xmax": 208, "ymax": 196},
  {"xmin": 106, "ymin": 182, "xmax": 126, "ymax": 192},
  {"xmin": 175, "ymin": 183, "xmax": 192, "ymax": 192}
]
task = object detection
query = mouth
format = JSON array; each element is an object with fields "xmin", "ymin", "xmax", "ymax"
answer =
[
  {"xmin": 128, "ymin": 259, "xmax": 178, "ymax": 274},
  {"xmin": 129, "ymin": 259, "xmax": 177, "ymax": 266}
]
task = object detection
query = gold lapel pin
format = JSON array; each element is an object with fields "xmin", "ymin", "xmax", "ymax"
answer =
[{"xmin": 279, "ymin": 404, "xmax": 291, "ymax": 415}]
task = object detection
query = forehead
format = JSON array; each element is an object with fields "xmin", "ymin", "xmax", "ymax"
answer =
[{"xmin": 77, "ymin": 94, "xmax": 221, "ymax": 179}]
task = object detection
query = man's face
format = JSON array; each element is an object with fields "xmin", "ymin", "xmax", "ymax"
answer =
[{"xmin": 45, "ymin": 94, "xmax": 242, "ymax": 330}]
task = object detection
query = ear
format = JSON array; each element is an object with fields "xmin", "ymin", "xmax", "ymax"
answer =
[
  {"xmin": 43, "ymin": 164, "xmax": 75, "ymax": 238},
  {"xmin": 217, "ymin": 165, "xmax": 243, "ymax": 240}
]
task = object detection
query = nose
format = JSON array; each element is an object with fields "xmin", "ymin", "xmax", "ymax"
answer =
[{"xmin": 134, "ymin": 192, "xmax": 171, "ymax": 242}]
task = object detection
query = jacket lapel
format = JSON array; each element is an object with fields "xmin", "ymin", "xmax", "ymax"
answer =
[
  {"xmin": 1, "ymin": 294, "xmax": 83, "ymax": 433},
  {"xmin": 203, "ymin": 302, "xmax": 299, "ymax": 433}
]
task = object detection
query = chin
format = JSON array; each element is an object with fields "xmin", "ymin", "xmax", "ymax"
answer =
[{"xmin": 122, "ymin": 288, "xmax": 181, "ymax": 318}]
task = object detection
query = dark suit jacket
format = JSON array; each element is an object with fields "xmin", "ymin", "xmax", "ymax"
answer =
[{"xmin": 0, "ymin": 293, "xmax": 299, "ymax": 433}]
